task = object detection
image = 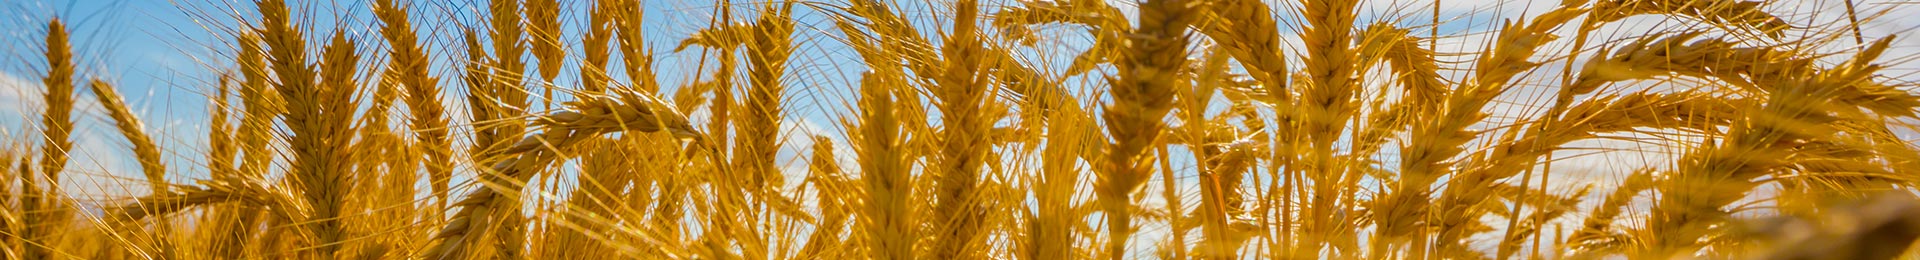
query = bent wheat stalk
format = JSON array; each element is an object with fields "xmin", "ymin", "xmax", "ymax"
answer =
[{"xmin": 424, "ymin": 94, "xmax": 696, "ymax": 260}]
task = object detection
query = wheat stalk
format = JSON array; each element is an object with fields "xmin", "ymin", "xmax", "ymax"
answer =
[
  {"xmin": 795, "ymin": 135, "xmax": 852, "ymax": 259},
  {"xmin": 1403, "ymin": 4, "xmax": 1587, "ymax": 255},
  {"xmin": 525, "ymin": 0, "xmax": 562, "ymax": 101},
  {"xmin": 835, "ymin": 21, "xmax": 922, "ymax": 259},
  {"xmin": 425, "ymin": 94, "xmax": 695, "ymax": 259},
  {"xmin": 24, "ymin": 19, "xmax": 78, "ymax": 260},
  {"xmin": 1647, "ymin": 38, "xmax": 1900, "ymax": 256},
  {"xmin": 220, "ymin": 31, "xmax": 279, "ymax": 259},
  {"xmin": 928, "ymin": 0, "xmax": 1004, "ymax": 258},
  {"xmin": 87, "ymin": 80, "xmax": 167, "ymax": 191},
  {"xmin": 207, "ymin": 74, "xmax": 237, "ymax": 182},
  {"xmin": 373, "ymin": 0, "xmax": 454, "ymax": 208},
  {"xmin": 1096, "ymin": 0, "xmax": 1196, "ymax": 258},
  {"xmin": 0, "ymin": 150, "xmax": 18, "ymax": 259},
  {"xmin": 737, "ymin": 2, "xmax": 794, "ymax": 199},
  {"xmin": 1565, "ymin": 170, "xmax": 1654, "ymax": 255}
]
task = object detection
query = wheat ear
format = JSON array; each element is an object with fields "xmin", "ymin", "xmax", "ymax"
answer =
[
  {"xmin": 88, "ymin": 80, "xmax": 167, "ymax": 191},
  {"xmin": 373, "ymin": 0, "xmax": 454, "ymax": 208},
  {"xmin": 25, "ymin": 19, "xmax": 77, "ymax": 260},
  {"xmin": 1097, "ymin": 0, "xmax": 1196, "ymax": 258}
]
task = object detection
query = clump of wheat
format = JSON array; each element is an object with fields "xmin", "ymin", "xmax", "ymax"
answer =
[{"xmin": 8, "ymin": 0, "xmax": 1920, "ymax": 259}]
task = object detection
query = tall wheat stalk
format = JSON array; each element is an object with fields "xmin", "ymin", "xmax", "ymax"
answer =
[
  {"xmin": 24, "ymin": 19, "xmax": 77, "ymax": 260},
  {"xmin": 1096, "ymin": 0, "xmax": 1195, "ymax": 258}
]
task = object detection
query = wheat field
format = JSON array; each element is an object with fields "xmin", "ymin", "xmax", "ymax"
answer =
[{"xmin": 2, "ymin": 0, "xmax": 1919, "ymax": 259}]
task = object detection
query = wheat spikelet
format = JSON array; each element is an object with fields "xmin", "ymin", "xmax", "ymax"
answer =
[
  {"xmin": 253, "ymin": 0, "xmax": 361, "ymax": 251},
  {"xmin": 992, "ymin": 0, "xmax": 1112, "ymax": 45},
  {"xmin": 928, "ymin": 0, "xmax": 1004, "ymax": 258},
  {"xmin": 993, "ymin": 0, "xmax": 1126, "ymax": 77},
  {"xmin": 612, "ymin": 4, "xmax": 662, "ymax": 94},
  {"xmin": 738, "ymin": 2, "xmax": 793, "ymax": 196},
  {"xmin": 259, "ymin": 0, "xmax": 364, "ymax": 246},
  {"xmin": 36, "ymin": 19, "xmax": 74, "ymax": 186},
  {"xmin": 846, "ymin": 0, "xmax": 938, "ymax": 80},
  {"xmin": 221, "ymin": 32, "xmax": 278, "ymax": 259},
  {"xmin": 1198, "ymin": 0, "xmax": 1286, "ymax": 91},
  {"xmin": 1096, "ymin": 0, "xmax": 1196, "ymax": 258},
  {"xmin": 461, "ymin": 28, "xmax": 497, "ymax": 150},
  {"xmin": 87, "ymin": 80, "xmax": 167, "ymax": 191},
  {"xmin": 795, "ymin": 135, "xmax": 851, "ymax": 259},
  {"xmin": 373, "ymin": 0, "xmax": 453, "ymax": 207},
  {"xmin": 1564, "ymin": 170, "xmax": 1654, "ymax": 256},
  {"xmin": 488, "ymin": 0, "xmax": 529, "ymax": 119},
  {"xmin": 525, "ymin": 0, "xmax": 561, "ymax": 84},
  {"xmin": 459, "ymin": 2, "xmax": 538, "ymax": 254},
  {"xmin": 1570, "ymin": 33, "xmax": 1920, "ymax": 118},
  {"xmin": 110, "ymin": 185, "xmax": 247, "ymax": 222},
  {"xmin": 474, "ymin": 0, "xmax": 532, "ymax": 181},
  {"xmin": 207, "ymin": 75, "xmax": 237, "ymax": 182},
  {"xmin": 834, "ymin": 22, "xmax": 922, "ymax": 259},
  {"xmin": 232, "ymin": 32, "xmax": 278, "ymax": 180},
  {"xmin": 1352, "ymin": 22, "xmax": 1446, "ymax": 250},
  {"xmin": 1294, "ymin": 0, "xmax": 1373, "ymax": 253},
  {"xmin": 579, "ymin": 0, "xmax": 614, "ymax": 94},
  {"xmin": 1364, "ymin": 24, "xmax": 1444, "ymax": 112},
  {"xmin": 24, "ymin": 19, "xmax": 78, "ymax": 260}
]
